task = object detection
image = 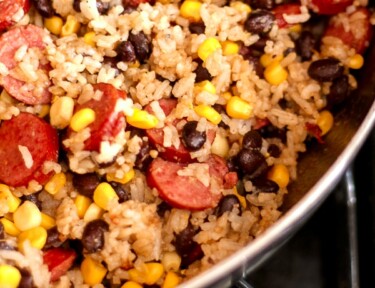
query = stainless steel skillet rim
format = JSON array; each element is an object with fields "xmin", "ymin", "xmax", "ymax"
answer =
[{"xmin": 178, "ymin": 96, "xmax": 375, "ymax": 288}]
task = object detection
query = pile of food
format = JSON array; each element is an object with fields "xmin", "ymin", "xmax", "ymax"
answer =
[{"xmin": 0, "ymin": 0, "xmax": 373, "ymax": 286}]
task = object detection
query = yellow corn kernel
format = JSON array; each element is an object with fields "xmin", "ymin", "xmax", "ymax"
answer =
[
  {"xmin": 38, "ymin": 105, "xmax": 51, "ymax": 118},
  {"xmin": 264, "ymin": 61, "xmax": 288, "ymax": 85},
  {"xmin": 18, "ymin": 226, "xmax": 47, "ymax": 251},
  {"xmin": 41, "ymin": 213, "xmax": 56, "ymax": 230},
  {"xmin": 128, "ymin": 60, "xmax": 140, "ymax": 68},
  {"xmin": 226, "ymin": 96, "xmax": 253, "ymax": 120},
  {"xmin": 221, "ymin": 41, "xmax": 239, "ymax": 56},
  {"xmin": 230, "ymin": 1, "xmax": 251, "ymax": 13},
  {"xmin": 13, "ymin": 201, "xmax": 42, "ymax": 231},
  {"xmin": 121, "ymin": 281, "xmax": 143, "ymax": 288},
  {"xmin": 83, "ymin": 203, "xmax": 104, "ymax": 222},
  {"xmin": 75, "ymin": 195, "xmax": 92, "ymax": 218},
  {"xmin": 260, "ymin": 54, "xmax": 283, "ymax": 67},
  {"xmin": 348, "ymin": 54, "xmax": 364, "ymax": 70},
  {"xmin": 194, "ymin": 104, "xmax": 222, "ymax": 125},
  {"xmin": 128, "ymin": 263, "xmax": 164, "ymax": 285},
  {"xmin": 81, "ymin": 257, "xmax": 107, "ymax": 285},
  {"xmin": 0, "ymin": 265, "xmax": 21, "ymax": 288},
  {"xmin": 211, "ymin": 133, "xmax": 229, "ymax": 158},
  {"xmin": 180, "ymin": 0, "xmax": 202, "ymax": 22},
  {"xmin": 197, "ymin": 37, "xmax": 221, "ymax": 61},
  {"xmin": 61, "ymin": 15, "xmax": 81, "ymax": 37},
  {"xmin": 162, "ymin": 251, "xmax": 181, "ymax": 272},
  {"xmin": 84, "ymin": 31, "xmax": 96, "ymax": 47},
  {"xmin": 289, "ymin": 24, "xmax": 302, "ymax": 33},
  {"xmin": 162, "ymin": 271, "xmax": 181, "ymax": 288},
  {"xmin": 126, "ymin": 109, "xmax": 158, "ymax": 129},
  {"xmin": 317, "ymin": 110, "xmax": 334, "ymax": 136},
  {"xmin": 0, "ymin": 218, "xmax": 20, "ymax": 236},
  {"xmin": 70, "ymin": 108, "xmax": 96, "ymax": 132},
  {"xmin": 50, "ymin": 96, "xmax": 75, "ymax": 129},
  {"xmin": 194, "ymin": 80, "xmax": 216, "ymax": 95},
  {"xmin": 93, "ymin": 182, "xmax": 119, "ymax": 210},
  {"xmin": 106, "ymin": 169, "xmax": 135, "ymax": 184},
  {"xmin": 233, "ymin": 186, "xmax": 246, "ymax": 208},
  {"xmin": 44, "ymin": 16, "xmax": 64, "ymax": 35},
  {"xmin": 0, "ymin": 184, "xmax": 21, "ymax": 213},
  {"xmin": 44, "ymin": 172, "xmax": 67, "ymax": 195},
  {"xmin": 221, "ymin": 91, "xmax": 232, "ymax": 101},
  {"xmin": 267, "ymin": 164, "xmax": 290, "ymax": 189}
]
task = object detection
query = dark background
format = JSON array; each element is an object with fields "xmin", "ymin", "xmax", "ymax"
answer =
[{"xmin": 245, "ymin": 129, "xmax": 375, "ymax": 288}]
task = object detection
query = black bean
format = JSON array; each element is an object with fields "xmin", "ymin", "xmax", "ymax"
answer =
[
  {"xmin": 82, "ymin": 219, "xmax": 109, "ymax": 253},
  {"xmin": 242, "ymin": 130, "xmax": 262, "ymax": 150},
  {"xmin": 18, "ymin": 268, "xmax": 34, "ymax": 288},
  {"xmin": 109, "ymin": 182, "xmax": 131, "ymax": 203},
  {"xmin": 227, "ymin": 156, "xmax": 238, "ymax": 172},
  {"xmin": 116, "ymin": 41, "xmax": 137, "ymax": 63},
  {"xmin": 212, "ymin": 104, "xmax": 226, "ymax": 114},
  {"xmin": 0, "ymin": 222, "xmax": 4, "ymax": 239},
  {"xmin": 73, "ymin": 0, "xmax": 81, "ymax": 12},
  {"xmin": 216, "ymin": 195, "xmax": 241, "ymax": 217},
  {"xmin": 308, "ymin": 58, "xmax": 344, "ymax": 82},
  {"xmin": 248, "ymin": 55, "xmax": 264, "ymax": 77},
  {"xmin": 237, "ymin": 149, "xmax": 266, "ymax": 175},
  {"xmin": 267, "ymin": 144, "xmax": 281, "ymax": 158},
  {"xmin": 135, "ymin": 140, "xmax": 153, "ymax": 171},
  {"xmin": 0, "ymin": 241, "xmax": 15, "ymax": 250},
  {"xmin": 245, "ymin": 159, "xmax": 269, "ymax": 180},
  {"xmin": 194, "ymin": 62, "xmax": 212, "ymax": 82},
  {"xmin": 96, "ymin": 0, "xmax": 110, "ymax": 14},
  {"xmin": 251, "ymin": 37, "xmax": 269, "ymax": 53},
  {"xmin": 259, "ymin": 124, "xmax": 287, "ymax": 143},
  {"xmin": 244, "ymin": 10, "xmax": 275, "ymax": 35},
  {"xmin": 181, "ymin": 121, "xmax": 207, "ymax": 151},
  {"xmin": 128, "ymin": 32, "xmax": 151, "ymax": 63},
  {"xmin": 72, "ymin": 173, "xmax": 100, "ymax": 198},
  {"xmin": 32, "ymin": 0, "xmax": 55, "ymax": 18},
  {"xmin": 252, "ymin": 178, "xmax": 279, "ymax": 193},
  {"xmin": 21, "ymin": 193, "xmax": 42, "ymax": 210},
  {"xmin": 174, "ymin": 225, "xmax": 203, "ymax": 268},
  {"xmin": 327, "ymin": 75, "xmax": 350, "ymax": 107},
  {"xmin": 44, "ymin": 227, "xmax": 62, "ymax": 249},
  {"xmin": 188, "ymin": 22, "xmax": 206, "ymax": 35},
  {"xmin": 247, "ymin": 0, "xmax": 275, "ymax": 9},
  {"xmin": 157, "ymin": 201, "xmax": 172, "ymax": 217},
  {"xmin": 296, "ymin": 31, "xmax": 316, "ymax": 61}
]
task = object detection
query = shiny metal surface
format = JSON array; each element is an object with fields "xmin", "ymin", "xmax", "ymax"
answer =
[{"xmin": 179, "ymin": 39, "xmax": 375, "ymax": 288}]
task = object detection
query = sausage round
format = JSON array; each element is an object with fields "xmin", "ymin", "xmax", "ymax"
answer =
[{"xmin": 0, "ymin": 112, "xmax": 59, "ymax": 187}]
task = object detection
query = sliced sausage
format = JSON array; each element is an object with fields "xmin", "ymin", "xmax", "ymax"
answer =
[
  {"xmin": 323, "ymin": 8, "xmax": 372, "ymax": 54},
  {"xmin": 273, "ymin": 4, "xmax": 304, "ymax": 29},
  {"xmin": 146, "ymin": 99, "xmax": 192, "ymax": 163},
  {"xmin": 0, "ymin": 24, "xmax": 52, "ymax": 104},
  {"xmin": 43, "ymin": 248, "xmax": 77, "ymax": 282},
  {"xmin": 0, "ymin": 112, "xmax": 59, "ymax": 187},
  {"xmin": 147, "ymin": 155, "xmax": 228, "ymax": 210},
  {"xmin": 307, "ymin": 0, "xmax": 353, "ymax": 15},
  {"xmin": 0, "ymin": 0, "xmax": 30, "ymax": 32},
  {"xmin": 67, "ymin": 83, "xmax": 127, "ymax": 152}
]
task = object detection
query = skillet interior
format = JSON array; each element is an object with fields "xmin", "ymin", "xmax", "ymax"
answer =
[{"xmin": 179, "ymin": 27, "xmax": 375, "ymax": 288}]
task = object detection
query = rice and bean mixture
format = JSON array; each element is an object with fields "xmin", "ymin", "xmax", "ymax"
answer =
[{"xmin": 0, "ymin": 0, "xmax": 373, "ymax": 287}]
